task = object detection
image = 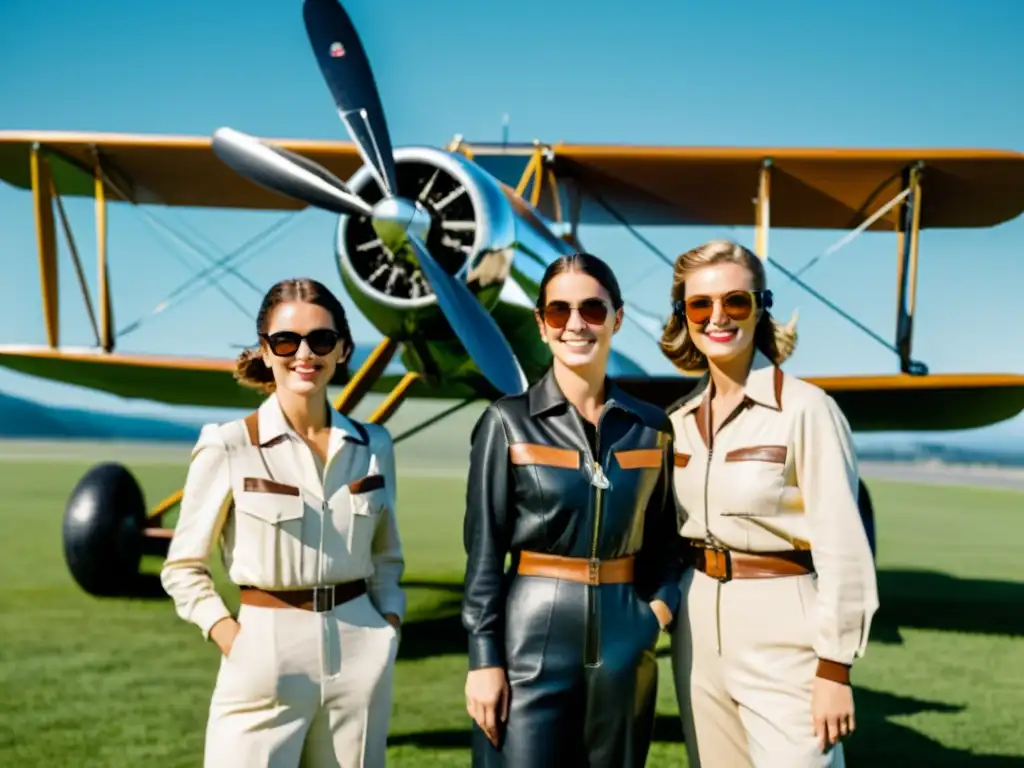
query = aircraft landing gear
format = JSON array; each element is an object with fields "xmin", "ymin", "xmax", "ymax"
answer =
[{"xmin": 63, "ymin": 462, "xmax": 149, "ymax": 596}]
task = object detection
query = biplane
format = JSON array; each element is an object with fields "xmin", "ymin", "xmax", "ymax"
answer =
[{"xmin": 1, "ymin": 0, "xmax": 1023, "ymax": 597}]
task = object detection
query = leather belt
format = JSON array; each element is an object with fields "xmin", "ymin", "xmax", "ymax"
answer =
[
  {"xmin": 239, "ymin": 580, "xmax": 367, "ymax": 612},
  {"xmin": 517, "ymin": 550, "xmax": 634, "ymax": 585},
  {"xmin": 687, "ymin": 541, "xmax": 814, "ymax": 582}
]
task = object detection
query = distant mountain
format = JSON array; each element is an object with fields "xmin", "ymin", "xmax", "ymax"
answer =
[{"xmin": 0, "ymin": 392, "xmax": 201, "ymax": 442}]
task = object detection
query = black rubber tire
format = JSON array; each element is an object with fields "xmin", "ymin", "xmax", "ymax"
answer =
[
  {"xmin": 857, "ymin": 478, "xmax": 877, "ymax": 560},
  {"xmin": 62, "ymin": 463, "xmax": 147, "ymax": 596}
]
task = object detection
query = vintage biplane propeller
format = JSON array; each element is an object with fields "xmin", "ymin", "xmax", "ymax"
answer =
[{"xmin": 210, "ymin": 0, "xmax": 527, "ymax": 399}]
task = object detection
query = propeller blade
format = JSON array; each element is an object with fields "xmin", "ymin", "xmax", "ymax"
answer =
[
  {"xmin": 212, "ymin": 127, "xmax": 372, "ymax": 217},
  {"xmin": 302, "ymin": 0, "xmax": 398, "ymax": 198},
  {"xmin": 404, "ymin": 233, "xmax": 527, "ymax": 396}
]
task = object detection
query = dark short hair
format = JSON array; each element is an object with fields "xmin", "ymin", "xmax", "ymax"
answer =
[
  {"xmin": 536, "ymin": 252, "xmax": 624, "ymax": 310},
  {"xmin": 234, "ymin": 278, "xmax": 353, "ymax": 392}
]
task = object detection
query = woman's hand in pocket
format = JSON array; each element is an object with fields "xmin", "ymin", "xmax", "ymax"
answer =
[{"xmin": 210, "ymin": 617, "xmax": 241, "ymax": 657}]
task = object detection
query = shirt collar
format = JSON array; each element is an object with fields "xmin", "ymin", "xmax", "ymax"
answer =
[
  {"xmin": 255, "ymin": 393, "xmax": 369, "ymax": 446},
  {"xmin": 528, "ymin": 365, "xmax": 642, "ymax": 420},
  {"xmin": 675, "ymin": 348, "xmax": 784, "ymax": 417}
]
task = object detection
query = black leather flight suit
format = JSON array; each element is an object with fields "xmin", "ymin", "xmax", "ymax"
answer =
[{"xmin": 462, "ymin": 368, "xmax": 683, "ymax": 767}]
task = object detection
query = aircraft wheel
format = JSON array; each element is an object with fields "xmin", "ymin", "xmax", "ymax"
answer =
[
  {"xmin": 62, "ymin": 462, "xmax": 146, "ymax": 596},
  {"xmin": 857, "ymin": 477, "xmax": 877, "ymax": 560}
]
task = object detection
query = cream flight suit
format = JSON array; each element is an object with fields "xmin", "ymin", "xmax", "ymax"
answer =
[
  {"xmin": 160, "ymin": 393, "xmax": 405, "ymax": 768},
  {"xmin": 666, "ymin": 351, "xmax": 879, "ymax": 768}
]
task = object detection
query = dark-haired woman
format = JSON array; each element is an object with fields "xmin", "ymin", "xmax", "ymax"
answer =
[
  {"xmin": 161, "ymin": 277, "xmax": 405, "ymax": 768},
  {"xmin": 461, "ymin": 252, "xmax": 683, "ymax": 767}
]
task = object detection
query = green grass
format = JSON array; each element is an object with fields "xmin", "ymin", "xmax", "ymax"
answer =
[{"xmin": 1, "ymin": 447, "xmax": 1023, "ymax": 766}]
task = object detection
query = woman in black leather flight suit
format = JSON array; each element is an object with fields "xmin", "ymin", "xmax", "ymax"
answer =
[{"xmin": 461, "ymin": 252, "xmax": 683, "ymax": 767}]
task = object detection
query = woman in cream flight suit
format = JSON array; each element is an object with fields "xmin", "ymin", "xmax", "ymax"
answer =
[
  {"xmin": 659, "ymin": 240, "xmax": 879, "ymax": 767},
  {"xmin": 160, "ymin": 277, "xmax": 405, "ymax": 768}
]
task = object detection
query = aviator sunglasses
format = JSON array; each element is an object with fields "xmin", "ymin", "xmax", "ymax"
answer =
[
  {"xmin": 260, "ymin": 328, "xmax": 340, "ymax": 357},
  {"xmin": 541, "ymin": 298, "xmax": 610, "ymax": 329},
  {"xmin": 673, "ymin": 289, "xmax": 773, "ymax": 325}
]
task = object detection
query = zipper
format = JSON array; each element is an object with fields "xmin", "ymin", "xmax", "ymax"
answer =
[
  {"xmin": 314, "ymin": 430, "xmax": 345, "ymax": 703},
  {"xmin": 702, "ymin": 393, "xmax": 748, "ymax": 657},
  {"xmin": 571, "ymin": 406, "xmax": 611, "ymax": 667}
]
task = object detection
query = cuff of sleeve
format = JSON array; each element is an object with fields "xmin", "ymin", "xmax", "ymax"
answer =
[
  {"xmin": 371, "ymin": 589, "xmax": 407, "ymax": 624},
  {"xmin": 468, "ymin": 633, "xmax": 504, "ymax": 670},
  {"xmin": 816, "ymin": 658, "xmax": 851, "ymax": 685},
  {"xmin": 193, "ymin": 599, "xmax": 233, "ymax": 641}
]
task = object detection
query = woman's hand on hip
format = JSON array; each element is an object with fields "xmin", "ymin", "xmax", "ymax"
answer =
[
  {"xmin": 465, "ymin": 666, "xmax": 509, "ymax": 747},
  {"xmin": 210, "ymin": 617, "xmax": 241, "ymax": 658},
  {"xmin": 812, "ymin": 677, "xmax": 855, "ymax": 751}
]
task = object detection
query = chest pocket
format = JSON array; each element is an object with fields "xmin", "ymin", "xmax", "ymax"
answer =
[
  {"xmin": 332, "ymin": 472, "xmax": 387, "ymax": 573},
  {"xmin": 232, "ymin": 476, "xmax": 306, "ymax": 572},
  {"xmin": 720, "ymin": 445, "xmax": 787, "ymax": 517}
]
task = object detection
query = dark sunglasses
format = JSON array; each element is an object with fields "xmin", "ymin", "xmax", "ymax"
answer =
[
  {"xmin": 260, "ymin": 328, "xmax": 340, "ymax": 357},
  {"xmin": 673, "ymin": 289, "xmax": 773, "ymax": 325},
  {"xmin": 541, "ymin": 298, "xmax": 610, "ymax": 329}
]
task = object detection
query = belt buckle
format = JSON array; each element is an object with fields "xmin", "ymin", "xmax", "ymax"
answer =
[
  {"xmin": 705, "ymin": 542, "xmax": 732, "ymax": 583},
  {"xmin": 312, "ymin": 585, "xmax": 335, "ymax": 612},
  {"xmin": 587, "ymin": 558, "xmax": 600, "ymax": 586}
]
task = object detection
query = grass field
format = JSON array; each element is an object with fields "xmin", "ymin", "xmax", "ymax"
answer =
[{"xmin": 1, "ymin": 426, "xmax": 1023, "ymax": 766}]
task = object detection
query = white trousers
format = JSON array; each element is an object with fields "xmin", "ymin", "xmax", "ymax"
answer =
[
  {"xmin": 670, "ymin": 568, "xmax": 845, "ymax": 768},
  {"xmin": 204, "ymin": 593, "xmax": 399, "ymax": 768}
]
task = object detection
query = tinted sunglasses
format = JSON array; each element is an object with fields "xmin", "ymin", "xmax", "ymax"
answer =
[
  {"xmin": 673, "ymin": 289, "xmax": 773, "ymax": 325},
  {"xmin": 260, "ymin": 328, "xmax": 340, "ymax": 357},
  {"xmin": 541, "ymin": 298, "xmax": 610, "ymax": 329}
]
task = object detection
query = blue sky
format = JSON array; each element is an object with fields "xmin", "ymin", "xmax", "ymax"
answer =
[{"xmin": 1, "ymin": 0, "xmax": 1023, "ymax": 440}]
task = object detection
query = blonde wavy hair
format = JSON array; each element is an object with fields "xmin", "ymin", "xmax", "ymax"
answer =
[{"xmin": 659, "ymin": 239, "xmax": 797, "ymax": 373}]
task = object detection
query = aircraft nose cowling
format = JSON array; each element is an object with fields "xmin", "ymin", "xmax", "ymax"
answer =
[{"xmin": 371, "ymin": 197, "xmax": 432, "ymax": 244}]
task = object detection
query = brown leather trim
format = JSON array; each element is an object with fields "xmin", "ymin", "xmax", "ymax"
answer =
[
  {"xmin": 614, "ymin": 448, "xmax": 662, "ymax": 470},
  {"xmin": 348, "ymin": 474, "xmax": 385, "ymax": 494},
  {"xmin": 243, "ymin": 477, "xmax": 300, "ymax": 496},
  {"xmin": 517, "ymin": 550, "xmax": 634, "ymax": 585},
  {"xmin": 239, "ymin": 581, "xmax": 367, "ymax": 611},
  {"xmin": 816, "ymin": 658, "xmax": 851, "ymax": 685},
  {"xmin": 674, "ymin": 452, "xmax": 691, "ymax": 468},
  {"xmin": 244, "ymin": 411, "xmax": 259, "ymax": 446},
  {"xmin": 509, "ymin": 442, "xmax": 580, "ymax": 469},
  {"xmin": 774, "ymin": 365, "xmax": 784, "ymax": 409},
  {"xmin": 688, "ymin": 542, "xmax": 814, "ymax": 579},
  {"xmin": 724, "ymin": 445, "xmax": 787, "ymax": 464}
]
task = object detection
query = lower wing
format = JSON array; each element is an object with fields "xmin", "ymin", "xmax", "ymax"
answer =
[{"xmin": 1, "ymin": 344, "xmax": 1022, "ymax": 431}]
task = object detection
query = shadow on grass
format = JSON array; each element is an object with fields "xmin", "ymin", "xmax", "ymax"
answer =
[
  {"xmin": 870, "ymin": 568, "xmax": 1024, "ymax": 643},
  {"xmin": 845, "ymin": 686, "xmax": 1024, "ymax": 766},
  {"xmin": 395, "ymin": 580, "xmax": 467, "ymax": 661}
]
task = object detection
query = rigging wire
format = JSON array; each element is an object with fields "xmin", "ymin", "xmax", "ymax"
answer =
[
  {"xmin": 586, "ymin": 190, "xmax": 905, "ymax": 359},
  {"xmin": 115, "ymin": 211, "xmax": 302, "ymax": 339}
]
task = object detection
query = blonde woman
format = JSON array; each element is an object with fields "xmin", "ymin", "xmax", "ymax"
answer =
[
  {"xmin": 659, "ymin": 240, "xmax": 878, "ymax": 767},
  {"xmin": 161, "ymin": 278, "xmax": 404, "ymax": 768}
]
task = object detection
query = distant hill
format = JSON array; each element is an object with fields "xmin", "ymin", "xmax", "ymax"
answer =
[
  {"xmin": 0, "ymin": 392, "xmax": 201, "ymax": 442},
  {"xmin": 855, "ymin": 440, "xmax": 1024, "ymax": 468}
]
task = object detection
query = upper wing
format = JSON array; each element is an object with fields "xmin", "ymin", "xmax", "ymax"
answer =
[
  {"xmin": 6, "ymin": 131, "xmax": 1022, "ymax": 230},
  {"xmin": 614, "ymin": 372, "xmax": 1024, "ymax": 432},
  {"xmin": 467, "ymin": 143, "xmax": 1024, "ymax": 230},
  {"xmin": 0, "ymin": 130, "xmax": 362, "ymax": 209}
]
